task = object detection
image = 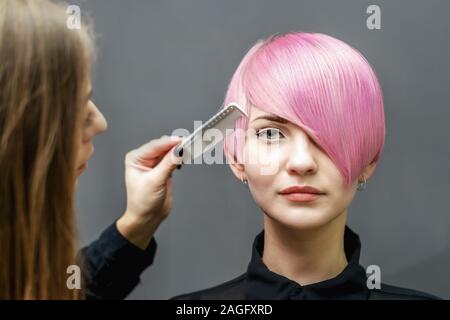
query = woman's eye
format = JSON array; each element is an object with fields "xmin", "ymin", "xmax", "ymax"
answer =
[{"xmin": 256, "ymin": 128, "xmax": 283, "ymax": 142}]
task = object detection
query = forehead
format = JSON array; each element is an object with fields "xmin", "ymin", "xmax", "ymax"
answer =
[
  {"xmin": 249, "ymin": 106, "xmax": 268, "ymax": 119},
  {"xmin": 248, "ymin": 106, "xmax": 289, "ymax": 124},
  {"xmin": 250, "ymin": 106, "xmax": 273, "ymax": 120}
]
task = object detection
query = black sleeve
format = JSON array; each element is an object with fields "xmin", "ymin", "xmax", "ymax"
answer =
[{"xmin": 77, "ymin": 221, "xmax": 158, "ymax": 300}]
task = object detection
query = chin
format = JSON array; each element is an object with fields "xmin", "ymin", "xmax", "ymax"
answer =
[
  {"xmin": 278, "ymin": 216, "xmax": 329, "ymax": 231},
  {"xmin": 265, "ymin": 206, "xmax": 337, "ymax": 231}
]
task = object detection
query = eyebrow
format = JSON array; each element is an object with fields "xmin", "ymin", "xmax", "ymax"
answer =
[{"xmin": 251, "ymin": 114, "xmax": 289, "ymax": 124}]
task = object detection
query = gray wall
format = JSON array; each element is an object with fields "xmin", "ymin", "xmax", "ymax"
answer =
[{"xmin": 74, "ymin": 0, "xmax": 450, "ymax": 299}]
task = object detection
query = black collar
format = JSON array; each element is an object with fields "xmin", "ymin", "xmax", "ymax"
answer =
[{"xmin": 245, "ymin": 225, "xmax": 370, "ymax": 300}]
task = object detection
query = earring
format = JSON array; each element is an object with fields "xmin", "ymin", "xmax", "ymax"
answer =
[
  {"xmin": 357, "ymin": 175, "xmax": 367, "ymax": 191},
  {"xmin": 240, "ymin": 175, "xmax": 248, "ymax": 185}
]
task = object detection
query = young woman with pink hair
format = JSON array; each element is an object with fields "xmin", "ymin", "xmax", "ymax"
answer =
[{"xmin": 169, "ymin": 32, "xmax": 439, "ymax": 300}]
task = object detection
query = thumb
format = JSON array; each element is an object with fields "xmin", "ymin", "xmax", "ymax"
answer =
[{"xmin": 151, "ymin": 145, "xmax": 183, "ymax": 183}]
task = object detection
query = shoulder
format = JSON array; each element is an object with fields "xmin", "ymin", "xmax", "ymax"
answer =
[
  {"xmin": 369, "ymin": 282, "xmax": 442, "ymax": 300},
  {"xmin": 170, "ymin": 273, "xmax": 248, "ymax": 300},
  {"xmin": 169, "ymin": 276, "xmax": 443, "ymax": 300}
]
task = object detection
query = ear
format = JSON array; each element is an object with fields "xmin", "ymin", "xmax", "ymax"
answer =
[
  {"xmin": 229, "ymin": 161, "xmax": 246, "ymax": 182},
  {"xmin": 361, "ymin": 161, "xmax": 378, "ymax": 181},
  {"xmin": 226, "ymin": 150, "xmax": 246, "ymax": 182}
]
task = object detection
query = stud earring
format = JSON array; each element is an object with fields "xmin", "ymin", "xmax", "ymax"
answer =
[{"xmin": 357, "ymin": 175, "xmax": 367, "ymax": 191}]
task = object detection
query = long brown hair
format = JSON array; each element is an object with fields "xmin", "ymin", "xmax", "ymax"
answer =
[{"xmin": 0, "ymin": 0, "xmax": 93, "ymax": 299}]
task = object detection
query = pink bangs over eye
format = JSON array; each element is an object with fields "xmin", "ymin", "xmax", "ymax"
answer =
[{"xmin": 223, "ymin": 32, "xmax": 386, "ymax": 188}]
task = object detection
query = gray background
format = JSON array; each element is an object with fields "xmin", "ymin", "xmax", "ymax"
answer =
[{"xmin": 74, "ymin": 0, "xmax": 450, "ymax": 299}]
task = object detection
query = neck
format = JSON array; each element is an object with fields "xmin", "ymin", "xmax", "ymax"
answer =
[{"xmin": 262, "ymin": 210, "xmax": 349, "ymax": 286}]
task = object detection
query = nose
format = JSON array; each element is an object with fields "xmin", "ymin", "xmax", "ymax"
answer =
[
  {"xmin": 285, "ymin": 134, "xmax": 318, "ymax": 176},
  {"xmin": 91, "ymin": 102, "xmax": 108, "ymax": 135}
]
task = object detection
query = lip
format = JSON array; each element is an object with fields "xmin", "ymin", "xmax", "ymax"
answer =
[
  {"xmin": 279, "ymin": 185, "xmax": 325, "ymax": 203},
  {"xmin": 77, "ymin": 145, "xmax": 94, "ymax": 173},
  {"xmin": 279, "ymin": 185, "xmax": 325, "ymax": 195}
]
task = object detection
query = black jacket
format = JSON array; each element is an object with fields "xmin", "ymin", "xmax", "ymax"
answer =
[
  {"xmin": 171, "ymin": 226, "xmax": 441, "ymax": 300},
  {"xmin": 81, "ymin": 223, "xmax": 440, "ymax": 300},
  {"xmin": 79, "ymin": 222, "xmax": 157, "ymax": 299}
]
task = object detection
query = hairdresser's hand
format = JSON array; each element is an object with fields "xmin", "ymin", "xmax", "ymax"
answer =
[{"xmin": 117, "ymin": 135, "xmax": 183, "ymax": 250}]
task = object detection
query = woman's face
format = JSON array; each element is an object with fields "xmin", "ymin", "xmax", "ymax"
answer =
[
  {"xmin": 76, "ymin": 88, "xmax": 108, "ymax": 176},
  {"xmin": 231, "ymin": 106, "xmax": 375, "ymax": 230}
]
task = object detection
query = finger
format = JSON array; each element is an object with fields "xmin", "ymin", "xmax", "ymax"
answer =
[
  {"xmin": 137, "ymin": 136, "xmax": 182, "ymax": 160},
  {"xmin": 126, "ymin": 136, "xmax": 182, "ymax": 168},
  {"xmin": 151, "ymin": 144, "xmax": 183, "ymax": 182}
]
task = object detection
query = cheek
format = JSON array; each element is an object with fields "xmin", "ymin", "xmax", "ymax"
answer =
[
  {"xmin": 244, "ymin": 140, "xmax": 285, "ymax": 176},
  {"xmin": 244, "ymin": 142, "xmax": 284, "ymax": 202},
  {"xmin": 246, "ymin": 163, "xmax": 274, "ymax": 189},
  {"xmin": 246, "ymin": 164, "xmax": 275, "ymax": 211},
  {"xmin": 75, "ymin": 131, "xmax": 89, "ymax": 161},
  {"xmin": 321, "ymin": 163, "xmax": 357, "ymax": 212}
]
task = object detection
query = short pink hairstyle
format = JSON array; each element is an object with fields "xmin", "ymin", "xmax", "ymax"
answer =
[{"xmin": 223, "ymin": 32, "xmax": 386, "ymax": 188}]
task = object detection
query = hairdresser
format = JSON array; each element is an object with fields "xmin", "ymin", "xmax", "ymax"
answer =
[{"xmin": 0, "ymin": 0, "xmax": 180, "ymax": 299}]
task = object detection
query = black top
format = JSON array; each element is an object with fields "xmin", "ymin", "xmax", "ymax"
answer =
[
  {"xmin": 81, "ymin": 223, "xmax": 440, "ymax": 300},
  {"xmin": 170, "ymin": 226, "xmax": 441, "ymax": 300},
  {"xmin": 79, "ymin": 222, "xmax": 158, "ymax": 299}
]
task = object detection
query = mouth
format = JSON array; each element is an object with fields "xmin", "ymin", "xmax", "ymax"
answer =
[
  {"xmin": 77, "ymin": 145, "xmax": 95, "ymax": 174},
  {"xmin": 278, "ymin": 185, "xmax": 325, "ymax": 203},
  {"xmin": 77, "ymin": 162, "xmax": 88, "ymax": 173}
]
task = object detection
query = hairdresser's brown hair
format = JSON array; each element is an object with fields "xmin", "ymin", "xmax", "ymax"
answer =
[{"xmin": 0, "ymin": 0, "xmax": 93, "ymax": 299}]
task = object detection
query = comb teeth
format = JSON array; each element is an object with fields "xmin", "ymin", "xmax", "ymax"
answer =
[
  {"xmin": 209, "ymin": 105, "xmax": 237, "ymax": 127},
  {"xmin": 173, "ymin": 103, "xmax": 245, "ymax": 162}
]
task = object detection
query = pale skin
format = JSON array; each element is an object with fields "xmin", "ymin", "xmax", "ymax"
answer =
[
  {"xmin": 228, "ymin": 106, "xmax": 377, "ymax": 286},
  {"xmin": 76, "ymin": 86, "xmax": 182, "ymax": 250}
]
